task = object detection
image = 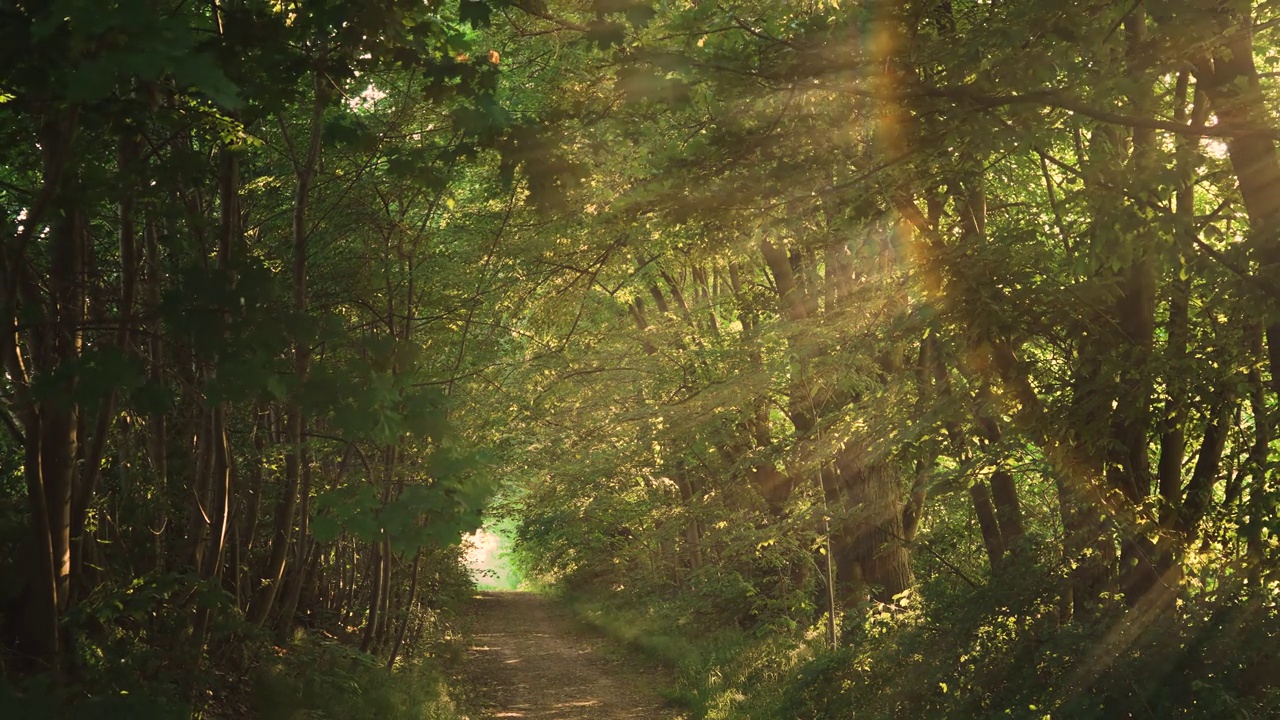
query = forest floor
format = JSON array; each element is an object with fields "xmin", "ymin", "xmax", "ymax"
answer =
[{"xmin": 462, "ymin": 591, "xmax": 685, "ymax": 719}]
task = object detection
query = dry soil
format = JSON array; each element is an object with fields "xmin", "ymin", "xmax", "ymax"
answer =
[{"xmin": 463, "ymin": 591, "xmax": 685, "ymax": 720}]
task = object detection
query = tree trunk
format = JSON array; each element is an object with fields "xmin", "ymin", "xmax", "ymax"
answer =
[
  {"xmin": 248, "ymin": 69, "xmax": 325, "ymax": 626},
  {"xmin": 359, "ymin": 542, "xmax": 384, "ymax": 654},
  {"xmin": 14, "ymin": 190, "xmax": 88, "ymax": 676},
  {"xmin": 143, "ymin": 217, "xmax": 170, "ymax": 570},
  {"xmin": 1196, "ymin": 13, "xmax": 1280, "ymax": 398},
  {"xmin": 386, "ymin": 552, "xmax": 421, "ymax": 669},
  {"xmin": 970, "ymin": 480, "xmax": 1005, "ymax": 574},
  {"xmin": 990, "ymin": 470, "xmax": 1025, "ymax": 553},
  {"xmin": 275, "ymin": 452, "xmax": 313, "ymax": 640},
  {"xmin": 831, "ymin": 448, "xmax": 913, "ymax": 605}
]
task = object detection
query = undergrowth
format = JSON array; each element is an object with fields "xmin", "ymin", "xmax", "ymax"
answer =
[
  {"xmin": 562, "ymin": 566, "xmax": 1280, "ymax": 720},
  {"xmin": 249, "ymin": 635, "xmax": 462, "ymax": 720},
  {"xmin": 1, "ymin": 629, "xmax": 465, "ymax": 720},
  {"xmin": 0, "ymin": 561, "xmax": 473, "ymax": 720}
]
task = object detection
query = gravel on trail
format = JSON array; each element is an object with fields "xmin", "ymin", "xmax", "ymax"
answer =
[{"xmin": 463, "ymin": 591, "xmax": 685, "ymax": 720}]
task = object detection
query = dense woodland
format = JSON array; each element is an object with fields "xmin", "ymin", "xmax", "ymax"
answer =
[{"xmin": 2, "ymin": 0, "xmax": 1279, "ymax": 718}]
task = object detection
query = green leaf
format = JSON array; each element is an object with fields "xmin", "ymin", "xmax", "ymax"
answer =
[
  {"xmin": 624, "ymin": 3, "xmax": 657, "ymax": 29},
  {"xmin": 169, "ymin": 53, "xmax": 240, "ymax": 108},
  {"xmin": 459, "ymin": 0, "xmax": 494, "ymax": 28},
  {"xmin": 66, "ymin": 60, "xmax": 117, "ymax": 103},
  {"xmin": 585, "ymin": 19, "xmax": 627, "ymax": 50},
  {"xmin": 311, "ymin": 515, "xmax": 341, "ymax": 543}
]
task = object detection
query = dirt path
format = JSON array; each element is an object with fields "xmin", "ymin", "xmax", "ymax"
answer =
[{"xmin": 463, "ymin": 591, "xmax": 684, "ymax": 719}]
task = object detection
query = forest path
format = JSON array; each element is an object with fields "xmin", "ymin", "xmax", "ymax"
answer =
[{"xmin": 463, "ymin": 591, "xmax": 684, "ymax": 719}]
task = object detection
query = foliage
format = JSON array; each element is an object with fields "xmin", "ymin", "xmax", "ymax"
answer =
[
  {"xmin": 0, "ymin": 0, "xmax": 524, "ymax": 712},
  {"xmin": 248, "ymin": 635, "xmax": 462, "ymax": 720},
  {"xmin": 6, "ymin": 0, "xmax": 1280, "ymax": 716},
  {"xmin": 467, "ymin": 518, "xmax": 526, "ymax": 591},
  {"xmin": 479, "ymin": 0, "xmax": 1280, "ymax": 718}
]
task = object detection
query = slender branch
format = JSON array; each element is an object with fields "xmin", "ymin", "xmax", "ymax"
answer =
[
  {"xmin": 506, "ymin": 1, "xmax": 590, "ymax": 33},
  {"xmin": 912, "ymin": 86, "xmax": 1253, "ymax": 138}
]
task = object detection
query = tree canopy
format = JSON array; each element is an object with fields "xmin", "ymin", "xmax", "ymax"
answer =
[{"xmin": 2, "ymin": 0, "xmax": 1279, "ymax": 718}]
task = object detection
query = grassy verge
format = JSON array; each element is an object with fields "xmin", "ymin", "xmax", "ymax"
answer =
[
  {"xmin": 248, "ymin": 633, "xmax": 463, "ymax": 720},
  {"xmin": 562, "ymin": 591, "xmax": 821, "ymax": 719},
  {"xmin": 558, "ymin": 578, "xmax": 1280, "ymax": 720}
]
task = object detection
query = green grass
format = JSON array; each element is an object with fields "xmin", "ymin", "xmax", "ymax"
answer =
[
  {"xmin": 249, "ymin": 634, "xmax": 463, "ymax": 720},
  {"xmin": 562, "ymin": 591, "xmax": 818, "ymax": 718},
  {"xmin": 468, "ymin": 519, "xmax": 526, "ymax": 591},
  {"xmin": 556, "ymin": 576, "xmax": 1280, "ymax": 720}
]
